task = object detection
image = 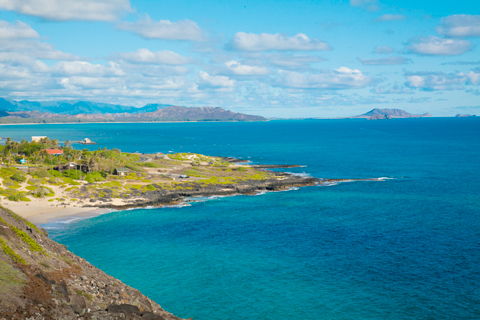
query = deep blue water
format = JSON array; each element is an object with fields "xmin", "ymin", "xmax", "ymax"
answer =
[{"xmin": 2, "ymin": 119, "xmax": 480, "ymax": 319}]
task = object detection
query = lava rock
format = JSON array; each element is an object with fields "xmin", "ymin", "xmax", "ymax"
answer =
[
  {"xmin": 141, "ymin": 312, "xmax": 165, "ymax": 320},
  {"xmin": 107, "ymin": 304, "xmax": 141, "ymax": 315},
  {"xmin": 69, "ymin": 295, "xmax": 86, "ymax": 314}
]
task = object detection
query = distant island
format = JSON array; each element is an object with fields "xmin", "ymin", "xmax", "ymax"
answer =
[
  {"xmin": 353, "ymin": 108, "xmax": 432, "ymax": 120},
  {"xmin": 455, "ymin": 114, "xmax": 476, "ymax": 118},
  {"xmin": 0, "ymin": 98, "xmax": 266, "ymax": 123}
]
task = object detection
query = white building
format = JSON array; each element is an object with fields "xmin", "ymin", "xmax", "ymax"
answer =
[{"xmin": 32, "ymin": 136, "xmax": 47, "ymax": 142}]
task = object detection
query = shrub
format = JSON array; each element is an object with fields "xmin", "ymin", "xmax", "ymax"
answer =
[
  {"xmin": 142, "ymin": 162, "xmax": 159, "ymax": 168},
  {"xmin": 0, "ymin": 238, "xmax": 26, "ymax": 265},
  {"xmin": 47, "ymin": 170, "xmax": 62, "ymax": 177},
  {"xmin": 27, "ymin": 178, "xmax": 41, "ymax": 185},
  {"xmin": 62, "ymin": 169, "xmax": 82, "ymax": 180},
  {"xmin": 11, "ymin": 226, "xmax": 45, "ymax": 254},
  {"xmin": 32, "ymin": 169, "xmax": 52, "ymax": 178},
  {"xmin": 32, "ymin": 186, "xmax": 54, "ymax": 198},
  {"xmin": 20, "ymin": 197, "xmax": 31, "ymax": 202},
  {"xmin": 84, "ymin": 172, "xmax": 105, "ymax": 183},
  {"xmin": 7, "ymin": 195, "xmax": 21, "ymax": 202},
  {"xmin": 10, "ymin": 173, "xmax": 26, "ymax": 183},
  {"xmin": 47, "ymin": 178, "xmax": 60, "ymax": 185}
]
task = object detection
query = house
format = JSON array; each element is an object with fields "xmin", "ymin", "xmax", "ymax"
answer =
[
  {"xmin": 114, "ymin": 168, "xmax": 130, "ymax": 176},
  {"xmin": 32, "ymin": 136, "xmax": 47, "ymax": 142},
  {"xmin": 42, "ymin": 149, "xmax": 64, "ymax": 155}
]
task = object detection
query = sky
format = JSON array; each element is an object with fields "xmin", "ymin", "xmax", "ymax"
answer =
[{"xmin": 0, "ymin": 0, "xmax": 480, "ymax": 117}]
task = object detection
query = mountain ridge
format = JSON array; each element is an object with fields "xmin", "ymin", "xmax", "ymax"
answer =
[
  {"xmin": 0, "ymin": 98, "xmax": 172, "ymax": 115},
  {"xmin": 0, "ymin": 105, "xmax": 266, "ymax": 123}
]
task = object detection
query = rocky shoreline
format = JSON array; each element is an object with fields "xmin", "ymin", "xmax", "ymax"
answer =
[
  {"xmin": 86, "ymin": 172, "xmax": 373, "ymax": 211},
  {"xmin": 80, "ymin": 163, "xmax": 321, "ymax": 210}
]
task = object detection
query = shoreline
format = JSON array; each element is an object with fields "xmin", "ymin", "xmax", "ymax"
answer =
[{"xmin": 8, "ymin": 175, "xmax": 381, "ymax": 226}]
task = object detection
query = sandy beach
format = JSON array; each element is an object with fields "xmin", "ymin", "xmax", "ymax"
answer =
[{"xmin": 2, "ymin": 200, "xmax": 106, "ymax": 224}]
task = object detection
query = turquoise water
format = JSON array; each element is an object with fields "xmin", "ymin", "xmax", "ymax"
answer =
[{"xmin": 2, "ymin": 119, "xmax": 480, "ymax": 319}]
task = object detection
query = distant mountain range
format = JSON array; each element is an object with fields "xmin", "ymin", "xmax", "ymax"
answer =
[
  {"xmin": 0, "ymin": 98, "xmax": 171, "ymax": 115},
  {"xmin": 354, "ymin": 108, "xmax": 432, "ymax": 120},
  {"xmin": 0, "ymin": 98, "xmax": 266, "ymax": 123}
]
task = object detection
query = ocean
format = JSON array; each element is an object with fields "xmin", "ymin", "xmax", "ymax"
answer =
[{"xmin": 2, "ymin": 118, "xmax": 479, "ymax": 320}]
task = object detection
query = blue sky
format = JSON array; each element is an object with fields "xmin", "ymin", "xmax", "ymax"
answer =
[{"xmin": 0, "ymin": 0, "xmax": 479, "ymax": 117}]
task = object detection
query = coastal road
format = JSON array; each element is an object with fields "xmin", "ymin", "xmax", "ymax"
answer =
[{"xmin": 136, "ymin": 153, "xmax": 152, "ymax": 163}]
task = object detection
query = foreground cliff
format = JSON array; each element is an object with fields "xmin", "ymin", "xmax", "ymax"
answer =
[{"xmin": 0, "ymin": 206, "xmax": 187, "ymax": 320}]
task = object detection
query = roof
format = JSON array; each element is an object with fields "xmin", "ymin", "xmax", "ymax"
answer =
[
  {"xmin": 115, "ymin": 168, "xmax": 130, "ymax": 172},
  {"xmin": 42, "ymin": 148, "xmax": 64, "ymax": 155}
]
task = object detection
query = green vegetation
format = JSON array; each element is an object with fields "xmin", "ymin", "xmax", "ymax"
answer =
[
  {"xmin": 58, "ymin": 255, "xmax": 73, "ymax": 266},
  {"xmin": 0, "ymin": 238, "xmax": 26, "ymax": 265},
  {"xmin": 0, "ymin": 205, "xmax": 43, "ymax": 234},
  {"xmin": 11, "ymin": 226, "xmax": 46, "ymax": 254},
  {"xmin": 0, "ymin": 260, "xmax": 27, "ymax": 297},
  {"xmin": 10, "ymin": 172, "xmax": 26, "ymax": 182},
  {"xmin": 76, "ymin": 290, "xmax": 93, "ymax": 300},
  {"xmin": 1, "ymin": 138, "xmax": 278, "ymax": 206}
]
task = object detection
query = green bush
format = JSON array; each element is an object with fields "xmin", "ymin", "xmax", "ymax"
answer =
[
  {"xmin": 10, "ymin": 173, "xmax": 26, "ymax": 183},
  {"xmin": 84, "ymin": 172, "xmax": 105, "ymax": 183},
  {"xmin": 0, "ymin": 238, "xmax": 26, "ymax": 265},
  {"xmin": 142, "ymin": 162, "xmax": 159, "ymax": 168},
  {"xmin": 62, "ymin": 169, "xmax": 82, "ymax": 180},
  {"xmin": 47, "ymin": 170, "xmax": 62, "ymax": 177},
  {"xmin": 27, "ymin": 178, "xmax": 41, "ymax": 185},
  {"xmin": 32, "ymin": 186, "xmax": 54, "ymax": 198},
  {"xmin": 11, "ymin": 226, "xmax": 46, "ymax": 254},
  {"xmin": 7, "ymin": 195, "xmax": 21, "ymax": 202},
  {"xmin": 20, "ymin": 197, "xmax": 31, "ymax": 202},
  {"xmin": 32, "ymin": 169, "xmax": 52, "ymax": 178}
]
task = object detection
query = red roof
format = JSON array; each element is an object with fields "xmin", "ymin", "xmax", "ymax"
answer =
[{"xmin": 42, "ymin": 149, "xmax": 64, "ymax": 155}]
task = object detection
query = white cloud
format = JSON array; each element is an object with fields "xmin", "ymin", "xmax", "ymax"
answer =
[
  {"xmin": 374, "ymin": 46, "xmax": 394, "ymax": 54},
  {"xmin": 372, "ymin": 83, "xmax": 412, "ymax": 94},
  {"xmin": 117, "ymin": 48, "xmax": 192, "ymax": 65},
  {"xmin": 405, "ymin": 36, "xmax": 472, "ymax": 56},
  {"xmin": 117, "ymin": 15, "xmax": 205, "ymax": 41},
  {"xmin": 0, "ymin": 20, "xmax": 82, "ymax": 62},
  {"xmin": 265, "ymin": 54, "xmax": 324, "ymax": 69},
  {"xmin": 0, "ymin": 20, "xmax": 38, "ymax": 39},
  {"xmin": 276, "ymin": 67, "xmax": 372, "ymax": 90},
  {"xmin": 437, "ymin": 15, "xmax": 480, "ymax": 38},
  {"xmin": 373, "ymin": 14, "xmax": 406, "ymax": 22},
  {"xmin": 224, "ymin": 60, "xmax": 272, "ymax": 75},
  {"xmin": 49, "ymin": 61, "xmax": 124, "ymax": 77},
  {"xmin": 198, "ymin": 71, "xmax": 235, "ymax": 88},
  {"xmin": 358, "ymin": 56, "xmax": 410, "ymax": 65},
  {"xmin": 464, "ymin": 70, "xmax": 480, "ymax": 85},
  {"xmin": 350, "ymin": 0, "xmax": 380, "ymax": 12},
  {"xmin": 229, "ymin": 32, "xmax": 331, "ymax": 52},
  {"xmin": 405, "ymin": 70, "xmax": 480, "ymax": 90},
  {"xmin": 0, "ymin": 0, "xmax": 132, "ymax": 22}
]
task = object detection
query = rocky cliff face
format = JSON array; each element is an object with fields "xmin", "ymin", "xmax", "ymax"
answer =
[{"xmin": 0, "ymin": 206, "xmax": 187, "ymax": 320}]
